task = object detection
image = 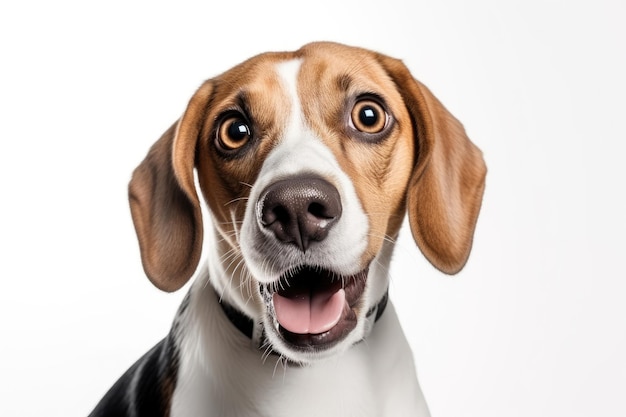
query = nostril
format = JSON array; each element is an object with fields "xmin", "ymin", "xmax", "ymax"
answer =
[
  {"xmin": 308, "ymin": 202, "xmax": 332, "ymax": 219},
  {"xmin": 263, "ymin": 204, "xmax": 290, "ymax": 226},
  {"xmin": 274, "ymin": 206, "xmax": 291, "ymax": 222}
]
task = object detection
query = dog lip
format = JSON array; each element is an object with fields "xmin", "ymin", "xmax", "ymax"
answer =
[{"xmin": 262, "ymin": 265, "xmax": 368, "ymax": 351}]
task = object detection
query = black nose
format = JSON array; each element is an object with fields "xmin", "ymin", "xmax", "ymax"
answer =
[{"xmin": 259, "ymin": 177, "xmax": 342, "ymax": 252}]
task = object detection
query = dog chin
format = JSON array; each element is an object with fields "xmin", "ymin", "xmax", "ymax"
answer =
[{"xmin": 259, "ymin": 264, "xmax": 369, "ymax": 363}]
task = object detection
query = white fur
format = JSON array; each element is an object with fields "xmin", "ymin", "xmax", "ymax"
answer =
[{"xmin": 170, "ymin": 59, "xmax": 431, "ymax": 417}]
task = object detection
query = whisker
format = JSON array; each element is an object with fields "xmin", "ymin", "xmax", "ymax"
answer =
[
  {"xmin": 230, "ymin": 208, "xmax": 241, "ymax": 245},
  {"xmin": 212, "ymin": 220, "xmax": 245, "ymax": 227},
  {"xmin": 365, "ymin": 231, "xmax": 398, "ymax": 245},
  {"xmin": 223, "ymin": 196, "xmax": 249, "ymax": 207},
  {"xmin": 261, "ymin": 341, "xmax": 276, "ymax": 364}
]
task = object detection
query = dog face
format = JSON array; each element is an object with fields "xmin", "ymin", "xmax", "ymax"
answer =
[{"xmin": 128, "ymin": 42, "xmax": 486, "ymax": 363}]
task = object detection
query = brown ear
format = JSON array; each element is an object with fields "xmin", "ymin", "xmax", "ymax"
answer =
[
  {"xmin": 379, "ymin": 56, "xmax": 487, "ymax": 274},
  {"xmin": 128, "ymin": 82, "xmax": 213, "ymax": 291}
]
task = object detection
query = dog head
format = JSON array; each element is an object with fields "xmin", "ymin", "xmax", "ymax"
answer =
[{"xmin": 128, "ymin": 42, "xmax": 486, "ymax": 363}]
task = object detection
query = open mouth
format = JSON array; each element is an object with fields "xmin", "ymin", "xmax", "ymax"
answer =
[{"xmin": 263, "ymin": 265, "xmax": 368, "ymax": 350}]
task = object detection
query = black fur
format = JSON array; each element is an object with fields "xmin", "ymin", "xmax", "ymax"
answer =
[{"xmin": 89, "ymin": 330, "xmax": 180, "ymax": 416}]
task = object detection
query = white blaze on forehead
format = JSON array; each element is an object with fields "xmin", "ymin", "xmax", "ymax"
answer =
[{"xmin": 276, "ymin": 59, "xmax": 305, "ymax": 136}]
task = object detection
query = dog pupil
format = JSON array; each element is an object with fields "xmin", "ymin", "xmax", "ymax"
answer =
[
  {"xmin": 360, "ymin": 107, "xmax": 378, "ymax": 126},
  {"xmin": 229, "ymin": 120, "xmax": 250, "ymax": 140}
]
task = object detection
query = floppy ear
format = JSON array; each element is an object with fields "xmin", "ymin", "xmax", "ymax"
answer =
[
  {"xmin": 128, "ymin": 82, "xmax": 213, "ymax": 291},
  {"xmin": 379, "ymin": 56, "xmax": 487, "ymax": 274}
]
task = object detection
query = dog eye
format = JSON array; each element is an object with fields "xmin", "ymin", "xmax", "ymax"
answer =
[
  {"xmin": 350, "ymin": 99, "xmax": 388, "ymax": 134},
  {"xmin": 216, "ymin": 115, "xmax": 252, "ymax": 151}
]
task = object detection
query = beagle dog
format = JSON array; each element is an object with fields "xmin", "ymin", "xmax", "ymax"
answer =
[{"xmin": 90, "ymin": 42, "xmax": 486, "ymax": 417}]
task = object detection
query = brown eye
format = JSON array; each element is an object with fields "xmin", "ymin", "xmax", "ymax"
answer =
[
  {"xmin": 217, "ymin": 115, "xmax": 252, "ymax": 151},
  {"xmin": 350, "ymin": 99, "xmax": 387, "ymax": 134}
]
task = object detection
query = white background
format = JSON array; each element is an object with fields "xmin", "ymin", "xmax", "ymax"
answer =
[{"xmin": 1, "ymin": 1, "xmax": 624, "ymax": 416}]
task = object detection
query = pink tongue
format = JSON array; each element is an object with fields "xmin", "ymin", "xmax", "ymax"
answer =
[{"xmin": 273, "ymin": 288, "xmax": 345, "ymax": 334}]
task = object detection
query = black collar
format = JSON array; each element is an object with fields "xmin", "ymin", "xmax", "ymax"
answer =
[{"xmin": 219, "ymin": 290, "xmax": 389, "ymax": 340}]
